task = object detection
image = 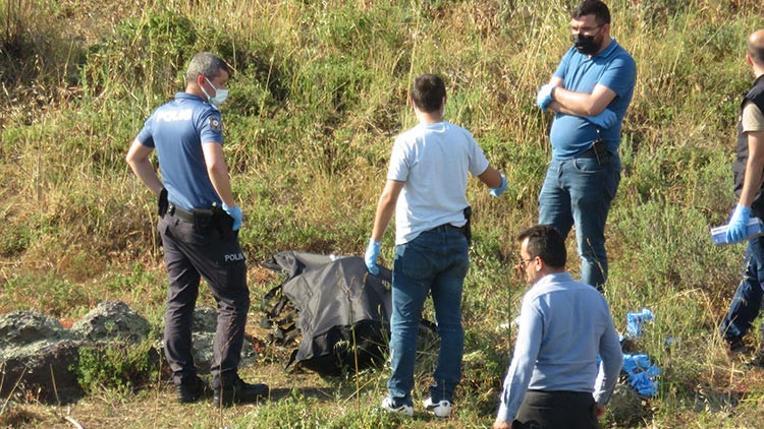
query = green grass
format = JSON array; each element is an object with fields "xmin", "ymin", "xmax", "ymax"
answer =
[{"xmin": 2, "ymin": 0, "xmax": 764, "ymax": 427}]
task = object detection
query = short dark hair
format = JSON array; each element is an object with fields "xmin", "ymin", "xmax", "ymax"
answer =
[
  {"xmin": 517, "ymin": 225, "xmax": 567, "ymax": 269},
  {"xmin": 411, "ymin": 74, "xmax": 446, "ymax": 113},
  {"xmin": 571, "ymin": 0, "xmax": 611, "ymax": 25},
  {"xmin": 749, "ymin": 42, "xmax": 764, "ymax": 66},
  {"xmin": 185, "ymin": 52, "xmax": 232, "ymax": 83}
]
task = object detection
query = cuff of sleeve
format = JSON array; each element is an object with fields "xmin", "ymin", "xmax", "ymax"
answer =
[
  {"xmin": 386, "ymin": 173, "xmax": 407, "ymax": 182},
  {"xmin": 496, "ymin": 403, "xmax": 513, "ymax": 424},
  {"xmin": 475, "ymin": 159, "xmax": 490, "ymax": 177},
  {"xmin": 594, "ymin": 391, "xmax": 611, "ymax": 407}
]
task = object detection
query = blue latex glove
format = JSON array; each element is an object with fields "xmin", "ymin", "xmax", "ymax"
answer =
[
  {"xmin": 629, "ymin": 372, "xmax": 658, "ymax": 397},
  {"xmin": 726, "ymin": 204, "xmax": 751, "ymax": 243},
  {"xmin": 622, "ymin": 354, "xmax": 651, "ymax": 374},
  {"xmin": 536, "ymin": 84, "xmax": 554, "ymax": 110},
  {"xmin": 645, "ymin": 364, "xmax": 661, "ymax": 377},
  {"xmin": 222, "ymin": 203, "xmax": 243, "ymax": 231},
  {"xmin": 489, "ymin": 174, "xmax": 508, "ymax": 198},
  {"xmin": 622, "ymin": 354, "xmax": 661, "ymax": 397},
  {"xmin": 626, "ymin": 308, "xmax": 654, "ymax": 338},
  {"xmin": 584, "ymin": 108, "xmax": 617, "ymax": 129},
  {"xmin": 365, "ymin": 239, "xmax": 381, "ymax": 276}
]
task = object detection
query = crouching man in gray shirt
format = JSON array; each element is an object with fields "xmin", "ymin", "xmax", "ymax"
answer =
[{"xmin": 494, "ymin": 225, "xmax": 622, "ymax": 429}]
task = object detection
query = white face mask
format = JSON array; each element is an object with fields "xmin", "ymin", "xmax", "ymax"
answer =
[{"xmin": 202, "ymin": 76, "xmax": 229, "ymax": 106}]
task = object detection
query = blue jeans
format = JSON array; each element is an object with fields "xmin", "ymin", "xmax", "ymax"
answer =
[
  {"xmin": 720, "ymin": 236, "xmax": 764, "ymax": 341},
  {"xmin": 387, "ymin": 226, "xmax": 469, "ymax": 404},
  {"xmin": 538, "ymin": 154, "xmax": 621, "ymax": 290}
]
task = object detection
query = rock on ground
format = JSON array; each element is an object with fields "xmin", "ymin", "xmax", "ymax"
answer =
[
  {"xmin": 0, "ymin": 311, "xmax": 67, "ymax": 349},
  {"xmin": 157, "ymin": 307, "xmax": 257, "ymax": 373},
  {"xmin": 1, "ymin": 301, "xmax": 151, "ymax": 404},
  {"xmin": 0, "ymin": 339, "xmax": 84, "ymax": 403},
  {"xmin": 71, "ymin": 301, "xmax": 150, "ymax": 344}
]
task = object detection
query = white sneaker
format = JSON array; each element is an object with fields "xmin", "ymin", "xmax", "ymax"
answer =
[
  {"xmin": 423, "ymin": 397, "xmax": 452, "ymax": 418},
  {"xmin": 381, "ymin": 397, "xmax": 414, "ymax": 417}
]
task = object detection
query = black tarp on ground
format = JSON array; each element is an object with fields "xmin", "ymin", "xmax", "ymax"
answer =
[{"xmin": 262, "ymin": 251, "xmax": 394, "ymax": 376}]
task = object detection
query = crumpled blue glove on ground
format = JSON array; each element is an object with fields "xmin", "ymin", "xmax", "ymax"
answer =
[
  {"xmin": 622, "ymin": 353, "xmax": 661, "ymax": 397},
  {"xmin": 626, "ymin": 308, "xmax": 654, "ymax": 338}
]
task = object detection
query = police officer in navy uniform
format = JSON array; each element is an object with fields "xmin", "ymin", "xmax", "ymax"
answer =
[{"xmin": 126, "ymin": 52, "xmax": 268, "ymax": 406}]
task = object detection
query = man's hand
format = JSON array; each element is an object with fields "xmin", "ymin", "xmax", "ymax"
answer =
[
  {"xmin": 584, "ymin": 108, "xmax": 617, "ymax": 129},
  {"xmin": 492, "ymin": 420, "xmax": 512, "ymax": 429},
  {"xmin": 726, "ymin": 204, "xmax": 752, "ymax": 243},
  {"xmin": 222, "ymin": 203, "xmax": 243, "ymax": 231},
  {"xmin": 595, "ymin": 404, "xmax": 606, "ymax": 418},
  {"xmin": 365, "ymin": 239, "xmax": 381, "ymax": 275},
  {"xmin": 489, "ymin": 174, "xmax": 508, "ymax": 198},
  {"xmin": 536, "ymin": 84, "xmax": 555, "ymax": 111}
]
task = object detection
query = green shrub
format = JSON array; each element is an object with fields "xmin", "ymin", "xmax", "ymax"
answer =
[{"xmin": 75, "ymin": 340, "xmax": 159, "ymax": 395}]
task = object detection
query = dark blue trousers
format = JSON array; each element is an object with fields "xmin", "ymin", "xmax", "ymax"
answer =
[
  {"xmin": 720, "ymin": 236, "xmax": 764, "ymax": 342},
  {"xmin": 159, "ymin": 213, "xmax": 249, "ymax": 388}
]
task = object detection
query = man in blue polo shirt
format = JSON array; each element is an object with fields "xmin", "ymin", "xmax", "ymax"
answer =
[
  {"xmin": 535, "ymin": 0, "xmax": 636, "ymax": 291},
  {"xmin": 126, "ymin": 52, "xmax": 268, "ymax": 406}
]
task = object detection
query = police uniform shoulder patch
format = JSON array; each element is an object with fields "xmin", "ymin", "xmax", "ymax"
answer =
[{"xmin": 209, "ymin": 116, "xmax": 223, "ymax": 132}]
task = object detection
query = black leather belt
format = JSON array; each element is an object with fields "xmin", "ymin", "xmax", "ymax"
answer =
[
  {"xmin": 167, "ymin": 204, "xmax": 194, "ymax": 222},
  {"xmin": 430, "ymin": 223, "xmax": 463, "ymax": 233},
  {"xmin": 576, "ymin": 140, "xmax": 610, "ymax": 161}
]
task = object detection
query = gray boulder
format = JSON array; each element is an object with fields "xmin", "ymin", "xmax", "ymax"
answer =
[
  {"xmin": 192, "ymin": 307, "xmax": 217, "ymax": 332},
  {"xmin": 0, "ymin": 310, "xmax": 82, "ymax": 403},
  {"xmin": 71, "ymin": 301, "xmax": 150, "ymax": 344},
  {"xmin": 0, "ymin": 339, "xmax": 84, "ymax": 404},
  {"xmin": 1, "ymin": 301, "xmax": 151, "ymax": 404},
  {"xmin": 0, "ymin": 311, "xmax": 67, "ymax": 349},
  {"xmin": 158, "ymin": 307, "xmax": 256, "ymax": 373}
]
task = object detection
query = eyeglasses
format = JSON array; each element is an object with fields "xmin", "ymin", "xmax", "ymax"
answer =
[{"xmin": 517, "ymin": 257, "xmax": 534, "ymax": 269}]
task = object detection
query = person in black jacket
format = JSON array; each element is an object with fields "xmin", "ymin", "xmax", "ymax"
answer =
[{"xmin": 719, "ymin": 29, "xmax": 764, "ymax": 363}]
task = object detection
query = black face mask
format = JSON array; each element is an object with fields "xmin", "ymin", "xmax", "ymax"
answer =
[{"xmin": 573, "ymin": 33, "xmax": 599, "ymax": 55}]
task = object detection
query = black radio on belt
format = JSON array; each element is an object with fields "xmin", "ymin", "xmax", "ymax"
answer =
[
  {"xmin": 462, "ymin": 206, "xmax": 472, "ymax": 245},
  {"xmin": 586, "ymin": 138, "xmax": 610, "ymax": 164},
  {"xmin": 211, "ymin": 204, "xmax": 234, "ymax": 234}
]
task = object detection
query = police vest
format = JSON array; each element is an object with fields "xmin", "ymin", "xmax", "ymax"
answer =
[{"xmin": 733, "ymin": 74, "xmax": 764, "ymax": 216}]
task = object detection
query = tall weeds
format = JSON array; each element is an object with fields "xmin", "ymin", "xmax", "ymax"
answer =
[{"xmin": 2, "ymin": 0, "xmax": 764, "ymax": 427}]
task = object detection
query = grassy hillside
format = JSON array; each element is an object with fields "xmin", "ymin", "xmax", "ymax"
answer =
[{"xmin": 2, "ymin": 0, "xmax": 764, "ymax": 427}]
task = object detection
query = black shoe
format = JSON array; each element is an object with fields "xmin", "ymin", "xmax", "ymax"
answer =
[
  {"xmin": 727, "ymin": 336, "xmax": 749, "ymax": 355},
  {"xmin": 213, "ymin": 377, "xmax": 269, "ymax": 407},
  {"xmin": 747, "ymin": 349, "xmax": 764, "ymax": 367},
  {"xmin": 177, "ymin": 376, "xmax": 211, "ymax": 403}
]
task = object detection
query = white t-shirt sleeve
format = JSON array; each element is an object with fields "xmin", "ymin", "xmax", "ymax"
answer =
[
  {"xmin": 742, "ymin": 101, "xmax": 764, "ymax": 133},
  {"xmin": 387, "ymin": 137, "xmax": 410, "ymax": 182},
  {"xmin": 466, "ymin": 131, "xmax": 490, "ymax": 176}
]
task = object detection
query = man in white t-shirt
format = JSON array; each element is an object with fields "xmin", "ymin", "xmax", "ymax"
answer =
[{"xmin": 365, "ymin": 74, "xmax": 508, "ymax": 418}]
